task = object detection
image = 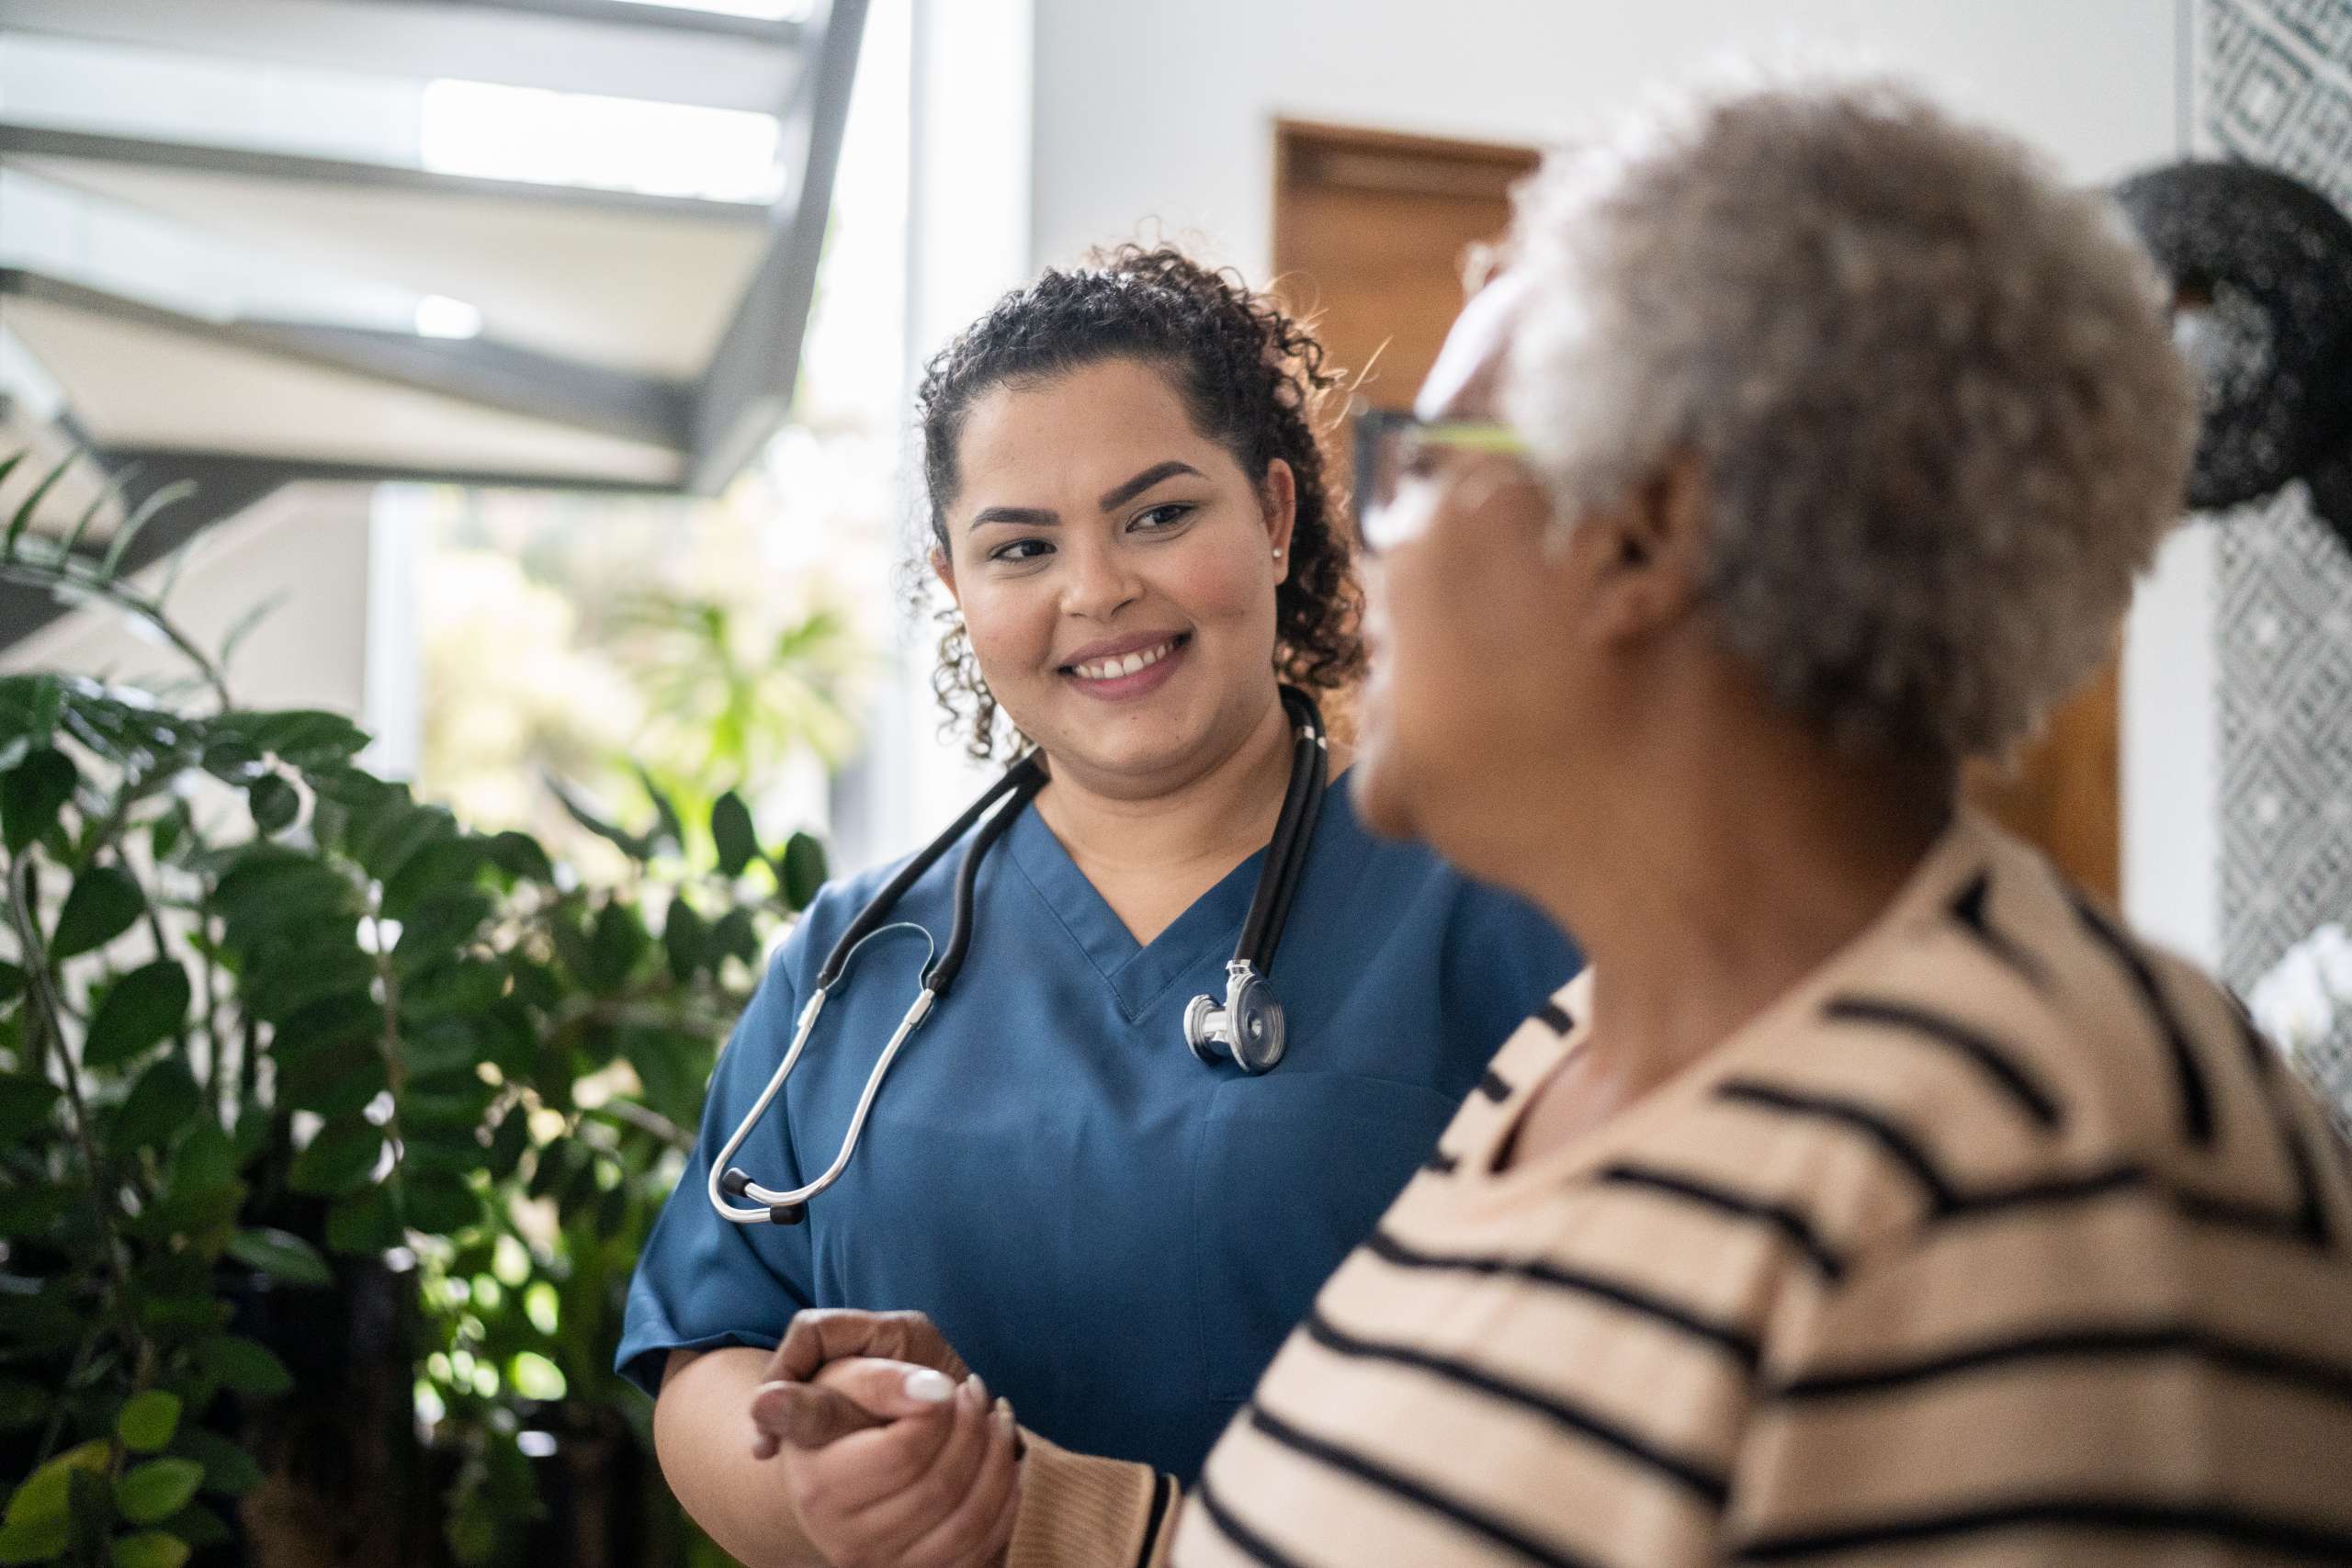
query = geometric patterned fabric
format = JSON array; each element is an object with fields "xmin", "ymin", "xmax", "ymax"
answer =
[{"xmin": 2203, "ymin": 0, "xmax": 2352, "ymax": 1122}]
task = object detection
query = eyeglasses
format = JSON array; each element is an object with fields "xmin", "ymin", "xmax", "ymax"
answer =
[{"xmin": 1351, "ymin": 408, "xmax": 1533, "ymax": 555}]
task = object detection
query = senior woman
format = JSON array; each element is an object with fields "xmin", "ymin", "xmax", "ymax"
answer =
[{"xmin": 752, "ymin": 74, "xmax": 2352, "ymax": 1568}]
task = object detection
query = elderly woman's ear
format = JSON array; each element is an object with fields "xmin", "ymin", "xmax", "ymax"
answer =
[{"xmin": 1577, "ymin": 455, "xmax": 1713, "ymax": 646}]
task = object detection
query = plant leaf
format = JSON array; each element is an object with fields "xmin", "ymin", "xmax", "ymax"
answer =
[
  {"xmin": 0, "ymin": 674, "xmax": 63, "ymax": 773},
  {"xmin": 484, "ymin": 830, "xmax": 553, "ymax": 885},
  {"xmin": 51, "ymin": 864, "xmax": 146, "ymax": 960},
  {"xmin": 107, "ymin": 1529, "xmax": 191, "ymax": 1568},
  {"xmin": 198, "ymin": 737, "xmax": 264, "ymax": 786},
  {"xmin": 634, "ymin": 764, "xmax": 684, "ymax": 853},
  {"xmin": 112, "ymin": 1060, "xmax": 198, "ymax": 1151},
  {"xmin": 113, "ymin": 1461, "xmax": 201, "ymax": 1529},
  {"xmin": 1, "ymin": 747, "xmax": 76, "ymax": 853},
  {"xmin": 0, "ymin": 1076, "xmax": 61, "ymax": 1145},
  {"xmin": 710, "ymin": 907, "xmax": 760, "ymax": 969},
  {"xmin": 192, "ymin": 1336, "xmax": 291, "ymax": 1399},
  {"xmin": 223, "ymin": 1228, "xmax": 332, "ymax": 1288},
  {"xmin": 245, "ymin": 774, "xmax": 300, "ymax": 837},
  {"xmin": 115, "ymin": 1393, "xmax": 182, "ymax": 1455},
  {"xmin": 216, "ymin": 592, "xmax": 286, "ymax": 674},
  {"xmin": 155, "ymin": 1505, "xmax": 226, "ymax": 1551},
  {"xmin": 323, "ymin": 1183, "xmax": 404, "ymax": 1255},
  {"xmin": 585, "ymin": 898, "xmax": 648, "ymax": 991},
  {"xmin": 287, "ymin": 1118, "xmax": 383, "ymax": 1197},
  {"xmin": 662, "ymin": 897, "xmax": 709, "ymax": 982},
  {"xmin": 3, "ymin": 1439, "xmax": 107, "ymax": 1528},
  {"xmin": 97, "ymin": 479, "xmax": 193, "ymax": 577},
  {"xmin": 710, "ymin": 791, "xmax": 757, "ymax": 877},
  {"xmin": 543, "ymin": 774, "xmax": 654, "ymax": 861},
  {"xmin": 0, "ymin": 1513, "xmax": 68, "ymax": 1564},
  {"xmin": 56, "ymin": 462, "xmax": 122, "ymax": 559},
  {"xmin": 389, "ymin": 888, "xmax": 492, "ymax": 975},
  {"xmin": 206, "ymin": 710, "xmax": 371, "ymax": 770},
  {"xmin": 2, "ymin": 452, "xmax": 76, "ymax": 564},
  {"xmin": 84, "ymin": 962, "xmax": 191, "ymax": 1069},
  {"xmin": 399, "ymin": 1171, "xmax": 484, "ymax": 1235},
  {"xmin": 778, "ymin": 831, "xmax": 828, "ymax": 911},
  {"xmin": 165, "ymin": 1431, "xmax": 260, "ymax": 1499}
]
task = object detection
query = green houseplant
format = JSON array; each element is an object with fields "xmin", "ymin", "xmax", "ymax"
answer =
[{"xmin": 0, "ymin": 457, "xmax": 830, "ymax": 1567}]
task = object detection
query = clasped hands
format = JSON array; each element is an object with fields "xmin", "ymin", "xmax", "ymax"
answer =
[{"xmin": 750, "ymin": 1309, "xmax": 1023, "ymax": 1568}]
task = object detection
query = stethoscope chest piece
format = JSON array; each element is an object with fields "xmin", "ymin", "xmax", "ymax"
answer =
[{"xmin": 1186, "ymin": 962, "xmax": 1287, "ymax": 1074}]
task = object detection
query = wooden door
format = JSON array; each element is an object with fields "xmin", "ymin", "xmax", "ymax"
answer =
[
  {"xmin": 1272, "ymin": 118, "xmax": 2123, "ymax": 902},
  {"xmin": 1272, "ymin": 121, "xmax": 1538, "ymax": 417}
]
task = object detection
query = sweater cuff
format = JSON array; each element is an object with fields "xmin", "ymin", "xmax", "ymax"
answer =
[{"xmin": 1006, "ymin": 1430, "xmax": 1167, "ymax": 1568}]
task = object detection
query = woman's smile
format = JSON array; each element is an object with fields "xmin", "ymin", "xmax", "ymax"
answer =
[{"xmin": 1060, "ymin": 631, "xmax": 1193, "ymax": 700}]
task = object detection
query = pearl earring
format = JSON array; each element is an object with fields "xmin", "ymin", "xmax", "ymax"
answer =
[{"xmin": 1272, "ymin": 547, "xmax": 1285, "ymax": 560}]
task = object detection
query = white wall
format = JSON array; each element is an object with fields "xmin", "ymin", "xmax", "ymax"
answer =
[
  {"xmin": 1, "ymin": 482, "xmax": 373, "ymax": 716},
  {"xmin": 1026, "ymin": 0, "xmax": 2217, "ymax": 961},
  {"xmin": 1029, "ymin": 0, "xmax": 2184, "ymax": 276}
]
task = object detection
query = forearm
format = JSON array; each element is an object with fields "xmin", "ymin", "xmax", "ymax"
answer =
[{"xmin": 654, "ymin": 1348, "xmax": 828, "ymax": 1568}]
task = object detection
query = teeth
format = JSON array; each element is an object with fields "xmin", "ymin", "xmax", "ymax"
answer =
[{"xmin": 1074, "ymin": 639, "xmax": 1176, "ymax": 682}]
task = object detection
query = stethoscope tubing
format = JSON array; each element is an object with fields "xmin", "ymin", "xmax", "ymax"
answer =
[
  {"xmin": 709, "ymin": 691, "xmax": 1322, "ymax": 1226},
  {"xmin": 1240, "ymin": 688, "xmax": 1328, "ymax": 975}
]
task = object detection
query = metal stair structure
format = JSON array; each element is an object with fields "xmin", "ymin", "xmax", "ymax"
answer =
[{"xmin": 0, "ymin": 0, "xmax": 867, "ymax": 643}]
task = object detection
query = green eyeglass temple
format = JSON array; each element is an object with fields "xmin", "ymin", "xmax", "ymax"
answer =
[{"xmin": 1406, "ymin": 420, "xmax": 1528, "ymax": 454}]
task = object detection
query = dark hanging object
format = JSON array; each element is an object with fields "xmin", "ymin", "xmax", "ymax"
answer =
[
  {"xmin": 2112, "ymin": 160, "xmax": 2352, "ymax": 513},
  {"xmin": 2297, "ymin": 440, "xmax": 2352, "ymax": 558}
]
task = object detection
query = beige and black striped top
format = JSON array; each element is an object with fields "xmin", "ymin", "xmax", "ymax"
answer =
[{"xmin": 1006, "ymin": 812, "xmax": 2352, "ymax": 1568}]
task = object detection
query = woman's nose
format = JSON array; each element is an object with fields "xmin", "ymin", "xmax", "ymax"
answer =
[{"xmin": 1059, "ymin": 540, "xmax": 1141, "ymax": 620}]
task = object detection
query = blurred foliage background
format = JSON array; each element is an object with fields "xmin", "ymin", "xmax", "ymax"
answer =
[{"xmin": 0, "ymin": 455, "xmax": 868, "ymax": 1568}]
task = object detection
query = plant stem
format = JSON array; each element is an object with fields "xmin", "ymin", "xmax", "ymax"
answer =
[
  {"xmin": 6, "ymin": 855, "xmax": 149, "ymax": 1408},
  {"xmin": 585, "ymin": 1097, "xmax": 690, "ymax": 1151},
  {"xmin": 31, "ymin": 1323, "xmax": 102, "ymax": 1469}
]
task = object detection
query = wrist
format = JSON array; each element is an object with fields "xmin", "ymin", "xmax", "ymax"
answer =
[{"xmin": 1004, "ymin": 1431, "xmax": 1165, "ymax": 1568}]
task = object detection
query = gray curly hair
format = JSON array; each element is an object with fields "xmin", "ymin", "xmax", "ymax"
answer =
[{"xmin": 1503, "ymin": 74, "xmax": 2195, "ymax": 761}]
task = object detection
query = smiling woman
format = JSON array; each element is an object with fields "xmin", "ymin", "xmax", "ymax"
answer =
[
  {"xmin": 614, "ymin": 243, "xmax": 1583, "ymax": 1568},
  {"xmin": 919, "ymin": 246, "xmax": 1363, "ymax": 765}
]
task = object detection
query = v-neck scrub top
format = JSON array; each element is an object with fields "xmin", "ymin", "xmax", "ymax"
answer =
[{"xmin": 617, "ymin": 779, "xmax": 1579, "ymax": 1482}]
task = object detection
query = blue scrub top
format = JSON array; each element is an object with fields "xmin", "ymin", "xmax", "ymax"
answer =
[{"xmin": 617, "ymin": 778, "xmax": 1578, "ymax": 1483}]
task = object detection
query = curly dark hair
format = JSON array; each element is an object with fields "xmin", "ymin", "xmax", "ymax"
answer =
[{"xmin": 912, "ymin": 243, "xmax": 1363, "ymax": 761}]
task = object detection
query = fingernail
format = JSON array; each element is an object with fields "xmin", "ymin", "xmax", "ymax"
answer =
[
  {"xmin": 904, "ymin": 1368, "xmax": 956, "ymax": 1404},
  {"xmin": 968, "ymin": 1374, "xmax": 989, "ymax": 1405}
]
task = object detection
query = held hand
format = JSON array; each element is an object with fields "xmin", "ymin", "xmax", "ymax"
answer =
[
  {"xmin": 769, "ymin": 1307, "xmax": 973, "ymax": 1385},
  {"xmin": 750, "ymin": 1308, "xmax": 977, "ymax": 1461},
  {"xmin": 750, "ymin": 1359, "xmax": 946, "ymax": 1453},
  {"xmin": 752, "ymin": 1359, "xmax": 1021, "ymax": 1568}
]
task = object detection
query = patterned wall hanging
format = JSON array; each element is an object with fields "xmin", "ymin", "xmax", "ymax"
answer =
[{"xmin": 2196, "ymin": 0, "xmax": 2352, "ymax": 1122}]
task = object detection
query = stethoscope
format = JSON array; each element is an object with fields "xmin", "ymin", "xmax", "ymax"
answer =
[{"xmin": 708, "ymin": 687, "xmax": 1329, "ymax": 1225}]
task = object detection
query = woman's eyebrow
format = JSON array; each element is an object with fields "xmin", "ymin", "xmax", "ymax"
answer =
[
  {"xmin": 1098, "ymin": 460, "xmax": 1203, "ymax": 512},
  {"xmin": 969, "ymin": 505, "xmax": 1059, "ymax": 529}
]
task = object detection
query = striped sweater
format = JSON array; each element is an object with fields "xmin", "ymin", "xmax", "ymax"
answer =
[{"xmin": 1007, "ymin": 812, "xmax": 2352, "ymax": 1567}]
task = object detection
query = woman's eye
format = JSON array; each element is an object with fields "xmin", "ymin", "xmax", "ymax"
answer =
[
  {"xmin": 1131, "ymin": 502, "xmax": 1194, "ymax": 532},
  {"xmin": 1399, "ymin": 446, "xmax": 1444, "ymax": 482},
  {"xmin": 990, "ymin": 538, "xmax": 1053, "ymax": 563}
]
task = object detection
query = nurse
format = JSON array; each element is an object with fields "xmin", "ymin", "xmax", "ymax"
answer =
[{"xmin": 617, "ymin": 245, "xmax": 1579, "ymax": 1565}]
